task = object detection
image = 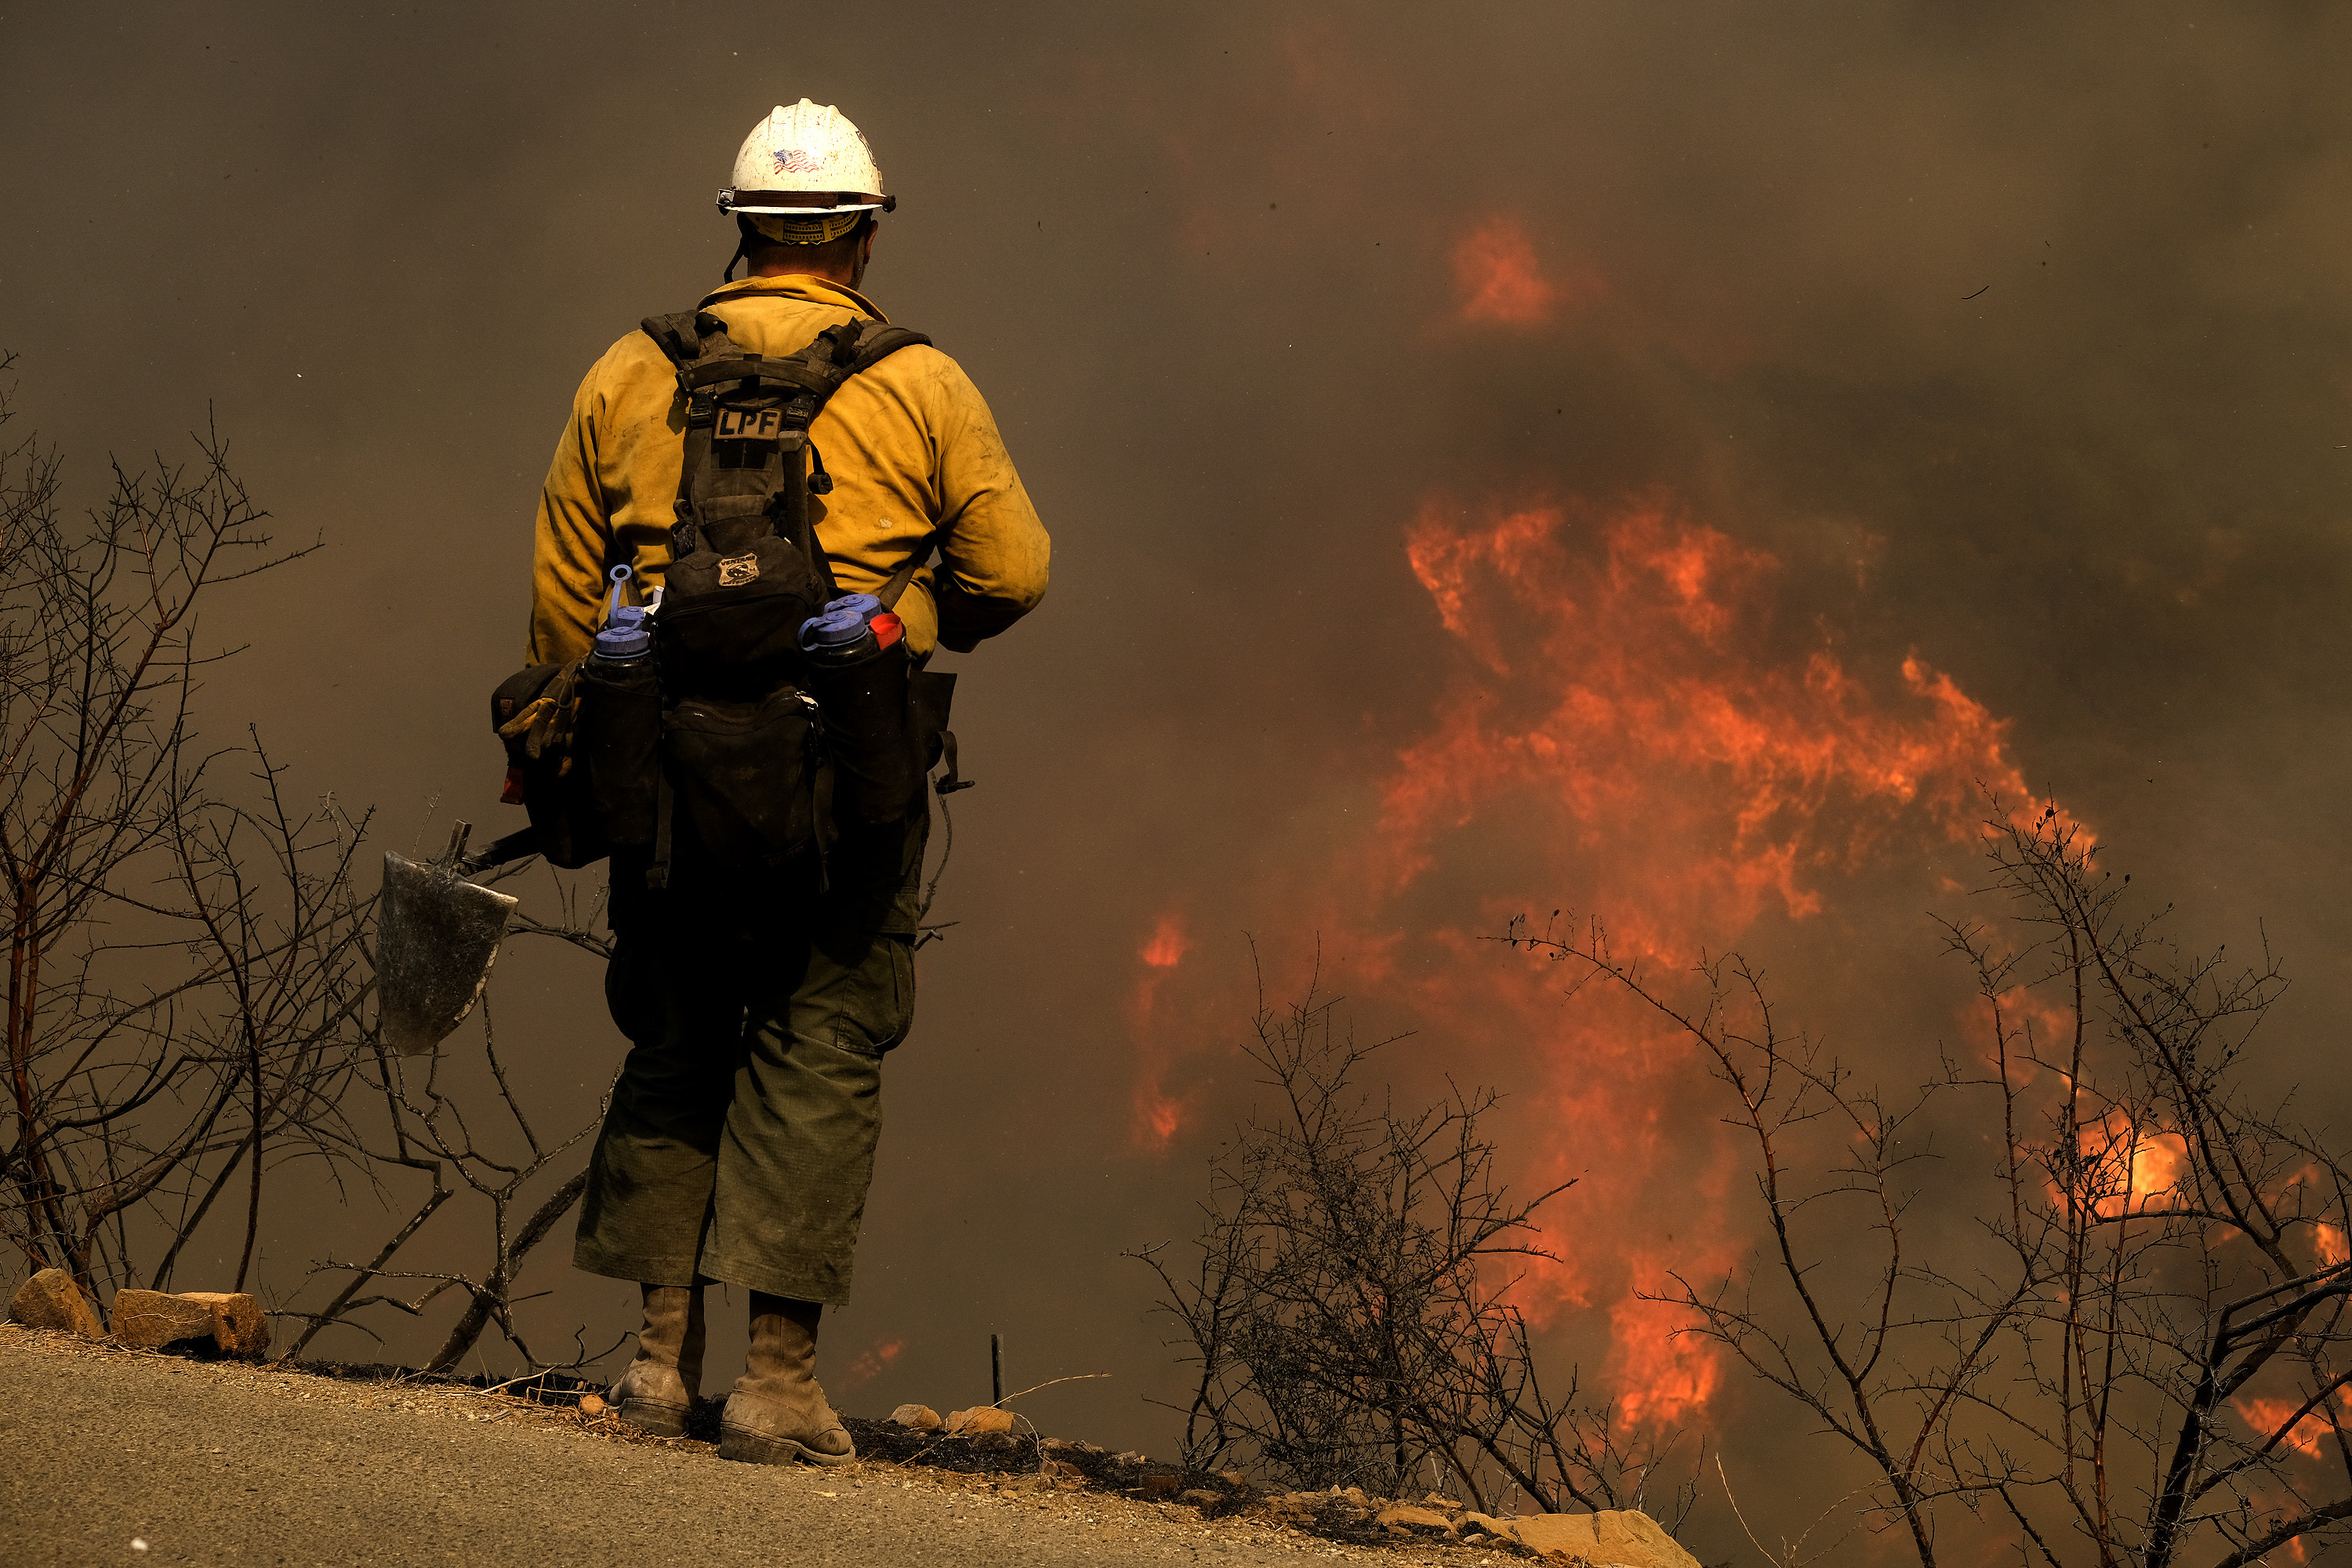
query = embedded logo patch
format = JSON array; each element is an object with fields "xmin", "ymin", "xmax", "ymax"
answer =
[
  {"xmin": 715, "ymin": 406, "xmax": 786, "ymax": 441},
  {"xmin": 717, "ymin": 554, "xmax": 760, "ymax": 587}
]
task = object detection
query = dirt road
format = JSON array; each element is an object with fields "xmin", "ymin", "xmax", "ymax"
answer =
[{"xmin": 1, "ymin": 1327, "xmax": 1436, "ymax": 1568}]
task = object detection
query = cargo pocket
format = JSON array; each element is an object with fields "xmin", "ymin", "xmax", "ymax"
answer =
[
  {"xmin": 832, "ymin": 932, "xmax": 916, "ymax": 1057},
  {"xmin": 602, "ymin": 934, "xmax": 665, "ymax": 1047},
  {"xmin": 662, "ymin": 686, "xmax": 820, "ymax": 866}
]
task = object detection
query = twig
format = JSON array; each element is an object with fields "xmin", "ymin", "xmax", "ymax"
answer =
[{"xmin": 993, "ymin": 1371, "xmax": 1112, "ymax": 1409}]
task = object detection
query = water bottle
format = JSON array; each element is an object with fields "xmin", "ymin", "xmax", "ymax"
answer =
[
  {"xmin": 580, "ymin": 564, "xmax": 659, "ymax": 847},
  {"xmin": 798, "ymin": 593, "xmax": 918, "ymax": 825}
]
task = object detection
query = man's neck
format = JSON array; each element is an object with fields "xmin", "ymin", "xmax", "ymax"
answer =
[{"xmin": 750, "ymin": 262, "xmax": 858, "ymax": 287}]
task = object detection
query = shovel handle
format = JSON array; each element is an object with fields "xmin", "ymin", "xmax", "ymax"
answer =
[{"xmin": 458, "ymin": 827, "xmax": 542, "ymax": 877}]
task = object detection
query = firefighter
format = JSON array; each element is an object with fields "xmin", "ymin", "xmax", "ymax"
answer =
[{"xmin": 525, "ymin": 100, "xmax": 1050, "ymax": 1465}]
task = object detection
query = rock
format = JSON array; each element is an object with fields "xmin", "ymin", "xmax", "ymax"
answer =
[
  {"xmin": 578, "ymin": 1394, "xmax": 608, "ymax": 1417},
  {"xmin": 943, "ymin": 1405, "xmax": 1014, "ymax": 1436},
  {"xmin": 1178, "ymin": 1489, "xmax": 1225, "ymax": 1508},
  {"xmin": 108, "ymin": 1290, "xmax": 219, "ymax": 1347},
  {"xmin": 889, "ymin": 1403, "xmax": 942, "ymax": 1431},
  {"xmin": 1475, "ymin": 1509, "xmax": 1699, "ymax": 1568},
  {"xmin": 1137, "ymin": 1472, "xmax": 1183, "ymax": 1500},
  {"xmin": 1218, "ymin": 1470, "xmax": 1247, "ymax": 1488},
  {"xmin": 1111, "ymin": 1450, "xmax": 1146, "ymax": 1466},
  {"xmin": 974, "ymin": 1430, "xmax": 1022, "ymax": 1454},
  {"xmin": 1376, "ymin": 1503, "xmax": 1457, "ymax": 1534},
  {"xmin": 108, "ymin": 1289, "xmax": 271, "ymax": 1358},
  {"xmin": 166, "ymin": 1291, "xmax": 270, "ymax": 1358},
  {"xmin": 8, "ymin": 1269, "xmax": 103, "ymax": 1338},
  {"xmin": 1040, "ymin": 1458, "xmax": 1086, "ymax": 1482}
]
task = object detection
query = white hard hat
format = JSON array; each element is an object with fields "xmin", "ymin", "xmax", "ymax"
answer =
[{"xmin": 717, "ymin": 100, "xmax": 895, "ymax": 217}]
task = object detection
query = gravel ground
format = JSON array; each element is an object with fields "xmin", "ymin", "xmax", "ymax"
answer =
[{"xmin": 0, "ymin": 1325, "xmax": 1496, "ymax": 1568}]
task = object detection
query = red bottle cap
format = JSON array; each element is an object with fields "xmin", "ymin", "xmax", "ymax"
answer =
[
  {"xmin": 501, "ymin": 767, "xmax": 527, "ymax": 806},
  {"xmin": 871, "ymin": 612, "xmax": 904, "ymax": 649}
]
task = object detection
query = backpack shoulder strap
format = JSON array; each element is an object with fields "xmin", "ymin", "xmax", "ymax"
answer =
[
  {"xmin": 875, "ymin": 543, "xmax": 933, "ymax": 610},
  {"xmin": 639, "ymin": 310, "xmax": 756, "ymax": 560},
  {"xmin": 809, "ymin": 319, "xmax": 936, "ymax": 606},
  {"xmin": 789, "ymin": 320, "xmax": 938, "ymax": 606},
  {"xmin": 792, "ymin": 318, "xmax": 934, "ymax": 404},
  {"xmin": 640, "ymin": 311, "xmax": 697, "ymax": 368},
  {"xmin": 847, "ymin": 324, "xmax": 934, "ymax": 376}
]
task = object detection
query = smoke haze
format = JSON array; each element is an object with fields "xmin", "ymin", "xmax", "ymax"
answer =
[{"xmin": 6, "ymin": 3, "xmax": 2350, "ymax": 1558}]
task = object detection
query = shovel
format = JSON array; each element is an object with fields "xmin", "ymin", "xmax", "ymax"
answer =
[{"xmin": 376, "ymin": 822, "xmax": 539, "ymax": 1056}]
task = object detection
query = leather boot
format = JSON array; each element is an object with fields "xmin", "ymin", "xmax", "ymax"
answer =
[
  {"xmin": 717, "ymin": 1292, "xmax": 855, "ymax": 1466},
  {"xmin": 608, "ymin": 1283, "xmax": 706, "ymax": 1438}
]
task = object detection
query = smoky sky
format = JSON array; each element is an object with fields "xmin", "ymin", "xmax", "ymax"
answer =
[{"xmin": 5, "ymin": 3, "xmax": 2351, "ymax": 1560}]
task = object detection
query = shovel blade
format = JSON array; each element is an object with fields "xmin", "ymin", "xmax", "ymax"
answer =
[{"xmin": 376, "ymin": 850, "xmax": 521, "ymax": 1056}]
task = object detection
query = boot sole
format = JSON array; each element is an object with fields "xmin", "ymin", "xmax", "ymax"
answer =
[
  {"xmin": 717, "ymin": 1421, "xmax": 856, "ymax": 1468},
  {"xmin": 617, "ymin": 1396, "xmax": 691, "ymax": 1439}
]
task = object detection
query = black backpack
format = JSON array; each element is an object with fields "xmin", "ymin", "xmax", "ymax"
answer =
[{"xmin": 492, "ymin": 310, "xmax": 962, "ymax": 886}]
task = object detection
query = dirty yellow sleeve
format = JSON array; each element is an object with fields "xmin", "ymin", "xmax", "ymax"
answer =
[{"xmin": 528, "ymin": 361, "xmax": 620, "ymax": 666}]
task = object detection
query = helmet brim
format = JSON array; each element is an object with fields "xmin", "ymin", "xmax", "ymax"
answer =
[{"xmin": 718, "ymin": 190, "xmax": 895, "ymax": 216}]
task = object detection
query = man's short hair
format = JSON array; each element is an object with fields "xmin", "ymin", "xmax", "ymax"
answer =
[{"xmin": 739, "ymin": 212, "xmax": 873, "ymax": 274}]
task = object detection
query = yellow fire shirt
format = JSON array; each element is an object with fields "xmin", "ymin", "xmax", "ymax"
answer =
[{"xmin": 528, "ymin": 274, "xmax": 1051, "ymax": 664}]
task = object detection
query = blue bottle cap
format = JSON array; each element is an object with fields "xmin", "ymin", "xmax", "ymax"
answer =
[
  {"xmin": 593, "ymin": 606, "xmax": 652, "ymax": 660},
  {"xmin": 593, "ymin": 628, "xmax": 650, "ymax": 659},
  {"xmin": 800, "ymin": 605, "xmax": 872, "ymax": 654},
  {"xmin": 825, "ymin": 593, "xmax": 881, "ymax": 619}
]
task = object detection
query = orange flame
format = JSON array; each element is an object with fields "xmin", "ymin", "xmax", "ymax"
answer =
[
  {"xmin": 1451, "ymin": 216, "xmax": 1601, "ymax": 328},
  {"xmin": 2065, "ymin": 1107, "xmax": 2188, "ymax": 1220},
  {"xmin": 1128, "ymin": 912, "xmax": 1198, "ymax": 1147},
  {"xmin": 1610, "ymin": 1273, "xmax": 1724, "ymax": 1428},
  {"xmin": 2121, "ymin": 1127, "xmax": 2187, "ymax": 1210},
  {"xmin": 1128, "ymin": 489, "xmax": 2042, "ymax": 1432},
  {"xmin": 1142, "ymin": 914, "xmax": 1192, "ymax": 970},
  {"xmin": 1385, "ymin": 497, "xmax": 2028, "ymax": 920},
  {"xmin": 2235, "ymin": 1393, "xmax": 2335, "ymax": 1461},
  {"xmin": 840, "ymin": 1336, "xmax": 904, "ymax": 1389}
]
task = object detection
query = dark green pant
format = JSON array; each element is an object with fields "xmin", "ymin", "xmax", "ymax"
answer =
[{"xmin": 573, "ymin": 814, "xmax": 927, "ymax": 1304}]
